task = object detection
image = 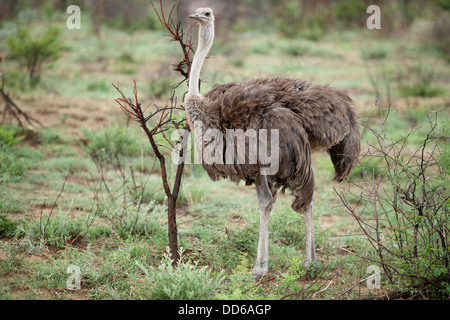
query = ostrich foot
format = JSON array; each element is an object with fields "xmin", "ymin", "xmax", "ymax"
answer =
[{"xmin": 251, "ymin": 260, "xmax": 268, "ymax": 279}]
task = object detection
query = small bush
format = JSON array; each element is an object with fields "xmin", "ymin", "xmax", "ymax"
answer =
[
  {"xmin": 334, "ymin": 0, "xmax": 368, "ymax": 28},
  {"xmin": 226, "ymin": 225, "xmax": 257, "ymax": 253},
  {"xmin": 1, "ymin": 70, "xmax": 26, "ymax": 91},
  {"xmin": 17, "ymin": 210, "xmax": 86, "ymax": 248},
  {"xmin": 338, "ymin": 111, "xmax": 450, "ymax": 299},
  {"xmin": 0, "ymin": 149, "xmax": 27, "ymax": 182},
  {"xmin": 281, "ymin": 42, "xmax": 312, "ymax": 57},
  {"xmin": 398, "ymin": 83, "xmax": 442, "ymax": 98},
  {"xmin": 148, "ymin": 76, "xmax": 173, "ymax": 99},
  {"xmin": 397, "ymin": 65, "xmax": 443, "ymax": 98},
  {"xmin": 87, "ymin": 80, "xmax": 109, "ymax": 92},
  {"xmin": 7, "ymin": 26, "xmax": 64, "ymax": 87},
  {"xmin": 273, "ymin": 1, "xmax": 328, "ymax": 41},
  {"xmin": 133, "ymin": 249, "xmax": 224, "ymax": 300},
  {"xmin": 214, "ymin": 253, "xmax": 265, "ymax": 300},
  {"xmin": 361, "ymin": 47, "xmax": 389, "ymax": 61},
  {"xmin": 84, "ymin": 125, "xmax": 142, "ymax": 160},
  {"xmin": 0, "ymin": 125, "xmax": 27, "ymax": 182},
  {"xmin": 300, "ymin": 16, "xmax": 328, "ymax": 41},
  {"xmin": 0, "ymin": 215, "xmax": 19, "ymax": 237},
  {"xmin": 0, "ymin": 125, "xmax": 25, "ymax": 148},
  {"xmin": 349, "ymin": 157, "xmax": 384, "ymax": 179},
  {"xmin": 99, "ymin": 202, "xmax": 166, "ymax": 240},
  {"xmin": 38, "ymin": 128, "xmax": 64, "ymax": 145}
]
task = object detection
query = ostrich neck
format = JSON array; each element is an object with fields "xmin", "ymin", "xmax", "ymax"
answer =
[{"xmin": 188, "ymin": 23, "xmax": 214, "ymax": 97}]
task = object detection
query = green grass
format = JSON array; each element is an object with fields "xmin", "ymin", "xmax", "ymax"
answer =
[{"xmin": 0, "ymin": 8, "xmax": 449, "ymax": 300}]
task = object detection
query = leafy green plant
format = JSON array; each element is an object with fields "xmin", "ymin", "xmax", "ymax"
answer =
[
  {"xmin": 0, "ymin": 126, "xmax": 28, "ymax": 182},
  {"xmin": 84, "ymin": 125, "xmax": 142, "ymax": 160},
  {"xmin": 133, "ymin": 248, "xmax": 224, "ymax": 300},
  {"xmin": 99, "ymin": 202, "xmax": 167, "ymax": 240},
  {"xmin": 84, "ymin": 238, "xmax": 150, "ymax": 299},
  {"xmin": 214, "ymin": 253, "xmax": 263, "ymax": 300},
  {"xmin": 0, "ymin": 152, "xmax": 25, "ymax": 181},
  {"xmin": 0, "ymin": 215, "xmax": 19, "ymax": 237},
  {"xmin": 17, "ymin": 209, "xmax": 86, "ymax": 248},
  {"xmin": 38, "ymin": 128, "xmax": 64, "ymax": 145},
  {"xmin": 278, "ymin": 257, "xmax": 327, "ymax": 298},
  {"xmin": 7, "ymin": 26, "xmax": 64, "ymax": 87},
  {"xmin": 0, "ymin": 125, "xmax": 25, "ymax": 148},
  {"xmin": 226, "ymin": 225, "xmax": 257, "ymax": 253}
]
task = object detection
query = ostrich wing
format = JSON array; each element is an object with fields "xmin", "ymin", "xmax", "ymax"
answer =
[
  {"xmin": 207, "ymin": 77, "xmax": 360, "ymax": 173},
  {"xmin": 202, "ymin": 77, "xmax": 360, "ymax": 213},
  {"xmin": 206, "ymin": 77, "xmax": 358, "ymax": 149}
]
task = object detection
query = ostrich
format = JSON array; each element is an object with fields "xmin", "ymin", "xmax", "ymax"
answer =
[{"xmin": 186, "ymin": 8, "xmax": 360, "ymax": 278}]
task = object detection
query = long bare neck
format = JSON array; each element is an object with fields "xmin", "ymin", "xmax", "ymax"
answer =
[{"xmin": 188, "ymin": 23, "xmax": 214, "ymax": 97}]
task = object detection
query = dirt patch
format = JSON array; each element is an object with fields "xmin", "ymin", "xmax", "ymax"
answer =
[
  {"xmin": 18, "ymin": 95, "xmax": 123, "ymax": 136},
  {"xmin": 319, "ymin": 214, "xmax": 341, "ymax": 230},
  {"xmin": 67, "ymin": 288, "xmax": 90, "ymax": 300}
]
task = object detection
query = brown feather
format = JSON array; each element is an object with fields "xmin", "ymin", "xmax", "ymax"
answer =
[{"xmin": 186, "ymin": 77, "xmax": 360, "ymax": 214}]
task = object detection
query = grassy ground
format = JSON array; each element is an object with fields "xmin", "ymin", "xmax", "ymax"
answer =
[{"xmin": 0, "ymin": 11, "xmax": 449, "ymax": 300}]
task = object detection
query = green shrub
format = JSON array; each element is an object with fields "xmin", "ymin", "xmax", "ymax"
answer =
[
  {"xmin": 398, "ymin": 83, "xmax": 442, "ymax": 98},
  {"xmin": 214, "ymin": 253, "xmax": 263, "ymax": 300},
  {"xmin": 397, "ymin": 66, "xmax": 443, "ymax": 98},
  {"xmin": 1, "ymin": 70, "xmax": 26, "ymax": 91},
  {"xmin": 148, "ymin": 76, "xmax": 173, "ymax": 99},
  {"xmin": 7, "ymin": 26, "xmax": 64, "ymax": 87},
  {"xmin": 361, "ymin": 47, "xmax": 389, "ymax": 61},
  {"xmin": 339, "ymin": 112, "xmax": 450, "ymax": 299},
  {"xmin": 17, "ymin": 210, "xmax": 86, "ymax": 248},
  {"xmin": 87, "ymin": 80, "xmax": 109, "ymax": 92},
  {"xmin": 84, "ymin": 125, "xmax": 142, "ymax": 160},
  {"xmin": 0, "ymin": 215, "xmax": 19, "ymax": 237},
  {"xmin": 0, "ymin": 126, "xmax": 28, "ymax": 182},
  {"xmin": 133, "ymin": 249, "xmax": 224, "ymax": 300},
  {"xmin": 273, "ymin": 1, "xmax": 328, "ymax": 41},
  {"xmin": 38, "ymin": 128, "xmax": 64, "ymax": 144},
  {"xmin": 226, "ymin": 225, "xmax": 257, "ymax": 253},
  {"xmin": 280, "ymin": 41, "xmax": 315, "ymax": 57},
  {"xmin": 334, "ymin": 0, "xmax": 368, "ymax": 27},
  {"xmin": 0, "ymin": 125, "xmax": 25, "ymax": 148},
  {"xmin": 349, "ymin": 156, "xmax": 384, "ymax": 179},
  {"xmin": 300, "ymin": 15, "xmax": 328, "ymax": 41},
  {"xmin": 0, "ymin": 149, "xmax": 27, "ymax": 182},
  {"xmin": 99, "ymin": 202, "xmax": 167, "ymax": 240}
]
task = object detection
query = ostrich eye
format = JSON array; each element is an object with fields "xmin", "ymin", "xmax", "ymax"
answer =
[{"xmin": 205, "ymin": 12, "xmax": 211, "ymax": 16}]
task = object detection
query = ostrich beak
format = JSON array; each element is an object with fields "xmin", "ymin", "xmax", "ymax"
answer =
[{"xmin": 190, "ymin": 13, "xmax": 203, "ymax": 21}]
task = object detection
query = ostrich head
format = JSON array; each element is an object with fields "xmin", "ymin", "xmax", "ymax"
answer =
[{"xmin": 189, "ymin": 7, "xmax": 215, "ymax": 25}]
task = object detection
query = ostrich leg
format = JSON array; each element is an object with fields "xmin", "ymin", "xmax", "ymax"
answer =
[
  {"xmin": 252, "ymin": 174, "xmax": 273, "ymax": 278},
  {"xmin": 304, "ymin": 199, "xmax": 316, "ymax": 266}
]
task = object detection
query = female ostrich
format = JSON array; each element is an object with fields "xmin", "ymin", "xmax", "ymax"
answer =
[{"xmin": 186, "ymin": 8, "xmax": 360, "ymax": 278}]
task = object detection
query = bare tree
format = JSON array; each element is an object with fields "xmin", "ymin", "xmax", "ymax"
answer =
[
  {"xmin": 113, "ymin": 1, "xmax": 195, "ymax": 263},
  {"xmin": 335, "ymin": 107, "xmax": 449, "ymax": 299}
]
